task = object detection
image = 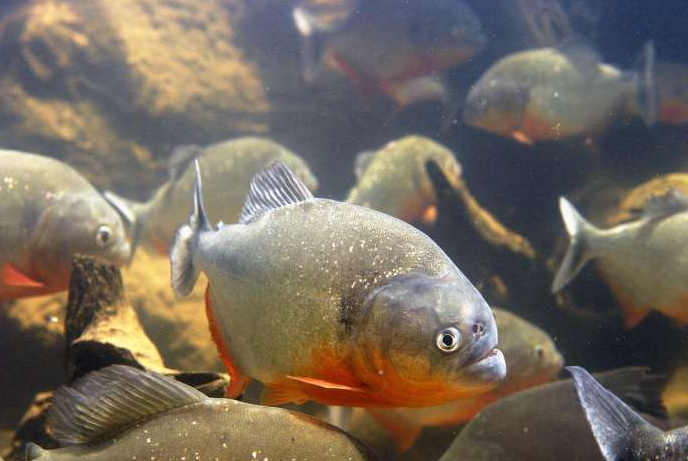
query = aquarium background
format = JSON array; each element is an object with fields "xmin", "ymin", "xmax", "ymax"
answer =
[{"xmin": 1, "ymin": 0, "xmax": 688, "ymax": 459}]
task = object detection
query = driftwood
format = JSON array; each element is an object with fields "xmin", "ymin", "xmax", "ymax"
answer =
[{"xmin": 7, "ymin": 256, "xmax": 228, "ymax": 458}]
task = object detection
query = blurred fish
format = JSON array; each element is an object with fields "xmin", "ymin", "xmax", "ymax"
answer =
[
  {"xmin": 654, "ymin": 61, "xmax": 688, "ymax": 124},
  {"xmin": 570, "ymin": 366, "xmax": 688, "ymax": 461},
  {"xmin": 24, "ymin": 365, "xmax": 380, "ymax": 460},
  {"xmin": 439, "ymin": 367, "xmax": 667, "ymax": 461},
  {"xmin": 552, "ymin": 192, "xmax": 688, "ymax": 328},
  {"xmin": 464, "ymin": 40, "xmax": 657, "ymax": 144},
  {"xmin": 105, "ymin": 137, "xmax": 318, "ymax": 256},
  {"xmin": 366, "ymin": 308, "xmax": 563, "ymax": 451},
  {"xmin": 293, "ymin": 0, "xmax": 486, "ymax": 107},
  {"xmin": 0, "ymin": 150, "xmax": 131, "ymax": 301},
  {"xmin": 345, "ymin": 135, "xmax": 462, "ymax": 225},
  {"xmin": 170, "ymin": 161, "xmax": 505, "ymax": 406}
]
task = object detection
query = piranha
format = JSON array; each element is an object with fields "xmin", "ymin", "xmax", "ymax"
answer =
[
  {"xmin": 22, "ymin": 365, "xmax": 380, "ymax": 461},
  {"xmin": 171, "ymin": 161, "xmax": 505, "ymax": 407},
  {"xmin": 105, "ymin": 137, "xmax": 318, "ymax": 256},
  {"xmin": 293, "ymin": 0, "xmax": 486, "ymax": 107},
  {"xmin": 570, "ymin": 366, "xmax": 688, "ymax": 461},
  {"xmin": 464, "ymin": 40, "xmax": 657, "ymax": 144},
  {"xmin": 366, "ymin": 308, "xmax": 563, "ymax": 451},
  {"xmin": 552, "ymin": 191, "xmax": 688, "ymax": 328},
  {"xmin": 439, "ymin": 367, "xmax": 667, "ymax": 461},
  {"xmin": 0, "ymin": 150, "xmax": 131, "ymax": 301},
  {"xmin": 345, "ymin": 135, "xmax": 463, "ymax": 225}
]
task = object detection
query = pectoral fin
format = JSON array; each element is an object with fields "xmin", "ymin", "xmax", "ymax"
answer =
[
  {"xmin": 1, "ymin": 264, "xmax": 45, "ymax": 288},
  {"xmin": 286, "ymin": 375, "xmax": 367, "ymax": 392}
]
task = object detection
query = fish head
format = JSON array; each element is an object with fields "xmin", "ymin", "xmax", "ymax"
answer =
[
  {"xmin": 35, "ymin": 194, "xmax": 132, "ymax": 267},
  {"xmin": 463, "ymin": 75, "xmax": 529, "ymax": 136},
  {"xmin": 408, "ymin": 1, "xmax": 486, "ymax": 70},
  {"xmin": 356, "ymin": 271, "xmax": 505, "ymax": 401},
  {"xmin": 493, "ymin": 310, "xmax": 564, "ymax": 391}
]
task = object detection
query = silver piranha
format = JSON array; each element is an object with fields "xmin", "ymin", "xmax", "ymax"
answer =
[
  {"xmin": 105, "ymin": 137, "xmax": 318, "ymax": 256},
  {"xmin": 23, "ymin": 365, "xmax": 380, "ymax": 460},
  {"xmin": 170, "ymin": 161, "xmax": 505, "ymax": 407}
]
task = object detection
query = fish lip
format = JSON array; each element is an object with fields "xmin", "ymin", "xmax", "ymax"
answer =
[{"xmin": 462, "ymin": 347, "xmax": 506, "ymax": 383}]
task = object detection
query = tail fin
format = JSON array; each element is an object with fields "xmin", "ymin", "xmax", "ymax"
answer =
[
  {"xmin": 170, "ymin": 160, "xmax": 210, "ymax": 298},
  {"xmin": 25, "ymin": 443, "xmax": 46, "ymax": 460},
  {"xmin": 103, "ymin": 191, "xmax": 143, "ymax": 260},
  {"xmin": 568, "ymin": 366, "xmax": 657, "ymax": 461},
  {"xmin": 552, "ymin": 197, "xmax": 601, "ymax": 293},
  {"xmin": 635, "ymin": 40, "xmax": 657, "ymax": 127}
]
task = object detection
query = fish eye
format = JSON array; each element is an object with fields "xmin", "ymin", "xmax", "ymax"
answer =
[
  {"xmin": 535, "ymin": 345, "xmax": 545, "ymax": 359},
  {"xmin": 436, "ymin": 327, "xmax": 461, "ymax": 353},
  {"xmin": 95, "ymin": 225, "xmax": 112, "ymax": 247}
]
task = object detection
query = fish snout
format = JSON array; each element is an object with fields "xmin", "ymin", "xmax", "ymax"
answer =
[{"xmin": 457, "ymin": 309, "xmax": 506, "ymax": 385}]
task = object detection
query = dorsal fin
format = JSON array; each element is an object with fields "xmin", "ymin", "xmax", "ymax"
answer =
[
  {"xmin": 48, "ymin": 365, "xmax": 209, "ymax": 446},
  {"xmin": 238, "ymin": 161, "xmax": 314, "ymax": 224},
  {"xmin": 168, "ymin": 144, "xmax": 205, "ymax": 181},
  {"xmin": 641, "ymin": 188, "xmax": 688, "ymax": 221}
]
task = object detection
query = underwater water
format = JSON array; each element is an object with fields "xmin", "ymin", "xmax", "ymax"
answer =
[{"xmin": 1, "ymin": 0, "xmax": 688, "ymax": 460}]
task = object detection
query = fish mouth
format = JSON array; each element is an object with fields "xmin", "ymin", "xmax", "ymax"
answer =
[{"xmin": 462, "ymin": 347, "xmax": 507, "ymax": 383}]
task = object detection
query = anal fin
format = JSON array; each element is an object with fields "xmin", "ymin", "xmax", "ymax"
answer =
[
  {"xmin": 205, "ymin": 285, "xmax": 250, "ymax": 398},
  {"xmin": 1, "ymin": 264, "xmax": 45, "ymax": 288}
]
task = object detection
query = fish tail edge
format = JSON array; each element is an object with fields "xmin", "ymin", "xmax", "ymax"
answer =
[
  {"xmin": 568, "ymin": 366, "xmax": 654, "ymax": 461},
  {"xmin": 552, "ymin": 197, "xmax": 600, "ymax": 293},
  {"xmin": 170, "ymin": 159, "xmax": 210, "ymax": 298},
  {"xmin": 635, "ymin": 39, "xmax": 657, "ymax": 127}
]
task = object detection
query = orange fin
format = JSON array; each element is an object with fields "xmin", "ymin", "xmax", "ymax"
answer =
[
  {"xmin": 205, "ymin": 285, "xmax": 250, "ymax": 398},
  {"xmin": 621, "ymin": 303, "xmax": 649, "ymax": 329},
  {"xmin": 511, "ymin": 130, "xmax": 534, "ymax": 146},
  {"xmin": 420, "ymin": 206, "xmax": 438, "ymax": 226},
  {"xmin": 261, "ymin": 383, "xmax": 309, "ymax": 406},
  {"xmin": 1, "ymin": 264, "xmax": 45, "ymax": 288},
  {"xmin": 367, "ymin": 409, "xmax": 422, "ymax": 452},
  {"xmin": 286, "ymin": 375, "xmax": 367, "ymax": 392}
]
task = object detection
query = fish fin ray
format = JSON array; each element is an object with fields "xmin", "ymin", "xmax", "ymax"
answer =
[
  {"xmin": 261, "ymin": 383, "xmax": 309, "ymax": 406},
  {"xmin": 286, "ymin": 375, "xmax": 367, "ymax": 392},
  {"xmin": 367, "ymin": 409, "xmax": 422, "ymax": 452},
  {"xmin": 353, "ymin": 150, "xmax": 375, "ymax": 179},
  {"xmin": 641, "ymin": 188, "xmax": 688, "ymax": 222},
  {"xmin": 168, "ymin": 145, "xmax": 204, "ymax": 181},
  {"xmin": 552, "ymin": 197, "xmax": 599, "ymax": 293},
  {"xmin": 634, "ymin": 40, "xmax": 657, "ymax": 127},
  {"xmin": 47, "ymin": 365, "xmax": 209, "ymax": 447},
  {"xmin": 170, "ymin": 159, "xmax": 209, "ymax": 298},
  {"xmin": 568, "ymin": 366, "xmax": 655, "ymax": 461},
  {"xmin": 238, "ymin": 162, "xmax": 314, "ymax": 224},
  {"xmin": 1, "ymin": 264, "xmax": 45, "ymax": 288}
]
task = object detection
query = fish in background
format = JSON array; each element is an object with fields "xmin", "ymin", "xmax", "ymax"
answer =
[
  {"xmin": 22, "ymin": 365, "xmax": 380, "ymax": 461},
  {"xmin": 105, "ymin": 137, "xmax": 318, "ymax": 256},
  {"xmin": 552, "ymin": 191, "xmax": 688, "ymax": 328},
  {"xmin": 170, "ymin": 161, "xmax": 505, "ymax": 406},
  {"xmin": 365, "ymin": 308, "xmax": 563, "ymax": 452},
  {"xmin": 653, "ymin": 61, "xmax": 688, "ymax": 124},
  {"xmin": 570, "ymin": 366, "xmax": 688, "ymax": 461},
  {"xmin": 439, "ymin": 367, "xmax": 667, "ymax": 461},
  {"xmin": 0, "ymin": 150, "xmax": 131, "ymax": 301},
  {"xmin": 464, "ymin": 40, "xmax": 657, "ymax": 144},
  {"xmin": 293, "ymin": 0, "xmax": 486, "ymax": 107},
  {"xmin": 345, "ymin": 135, "xmax": 463, "ymax": 225}
]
